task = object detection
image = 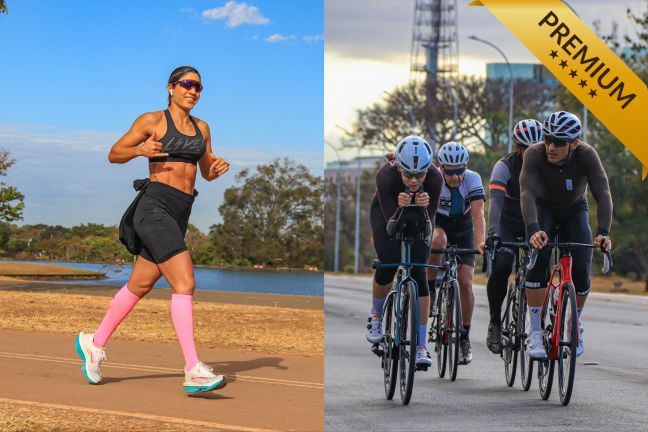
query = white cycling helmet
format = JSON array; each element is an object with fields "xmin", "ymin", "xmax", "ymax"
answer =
[
  {"xmin": 513, "ymin": 119, "xmax": 543, "ymax": 147},
  {"xmin": 543, "ymin": 111, "xmax": 581, "ymax": 141},
  {"xmin": 437, "ymin": 142, "xmax": 469, "ymax": 166},
  {"xmin": 394, "ymin": 135, "xmax": 433, "ymax": 174}
]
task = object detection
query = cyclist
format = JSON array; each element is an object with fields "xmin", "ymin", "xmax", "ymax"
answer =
[
  {"xmin": 426, "ymin": 142, "xmax": 485, "ymax": 364},
  {"xmin": 367, "ymin": 135, "xmax": 443, "ymax": 367},
  {"xmin": 485, "ymin": 119, "xmax": 543, "ymax": 354},
  {"xmin": 520, "ymin": 111, "xmax": 612, "ymax": 359}
]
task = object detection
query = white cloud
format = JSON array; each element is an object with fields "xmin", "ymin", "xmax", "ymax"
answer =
[
  {"xmin": 266, "ymin": 33, "xmax": 296, "ymax": 43},
  {"xmin": 303, "ymin": 34, "xmax": 324, "ymax": 43},
  {"xmin": 202, "ymin": 1, "xmax": 270, "ymax": 28}
]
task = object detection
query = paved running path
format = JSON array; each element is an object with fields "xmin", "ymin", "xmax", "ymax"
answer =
[{"xmin": 0, "ymin": 330, "xmax": 323, "ymax": 431}]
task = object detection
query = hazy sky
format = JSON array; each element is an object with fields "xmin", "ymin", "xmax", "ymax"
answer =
[
  {"xmin": 0, "ymin": 0, "xmax": 323, "ymax": 232},
  {"xmin": 325, "ymin": 0, "xmax": 646, "ymax": 162}
]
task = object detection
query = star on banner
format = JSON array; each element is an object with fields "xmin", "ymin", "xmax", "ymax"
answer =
[
  {"xmin": 579, "ymin": 79, "xmax": 588, "ymax": 88},
  {"xmin": 569, "ymin": 69, "xmax": 578, "ymax": 78},
  {"xmin": 589, "ymin": 89, "xmax": 598, "ymax": 98},
  {"xmin": 559, "ymin": 59, "xmax": 568, "ymax": 69},
  {"xmin": 549, "ymin": 50, "xmax": 558, "ymax": 59}
]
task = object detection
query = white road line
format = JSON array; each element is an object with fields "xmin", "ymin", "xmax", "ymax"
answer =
[
  {"xmin": 0, "ymin": 396, "xmax": 281, "ymax": 432},
  {"xmin": 0, "ymin": 352, "xmax": 323, "ymax": 389}
]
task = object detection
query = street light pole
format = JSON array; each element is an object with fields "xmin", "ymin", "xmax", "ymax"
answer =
[
  {"xmin": 354, "ymin": 153, "xmax": 361, "ymax": 274},
  {"xmin": 468, "ymin": 35, "xmax": 514, "ymax": 153},
  {"xmin": 325, "ymin": 141, "xmax": 342, "ymax": 273}
]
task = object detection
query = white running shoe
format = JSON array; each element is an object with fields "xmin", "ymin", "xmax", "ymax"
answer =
[
  {"xmin": 75, "ymin": 332, "xmax": 106, "ymax": 384},
  {"xmin": 527, "ymin": 330, "xmax": 547, "ymax": 360},
  {"xmin": 415, "ymin": 346, "xmax": 432, "ymax": 367},
  {"xmin": 366, "ymin": 314, "xmax": 383, "ymax": 343},
  {"xmin": 184, "ymin": 362, "xmax": 228, "ymax": 393}
]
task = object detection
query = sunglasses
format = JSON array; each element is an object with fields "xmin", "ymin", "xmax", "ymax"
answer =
[
  {"xmin": 173, "ymin": 79, "xmax": 203, "ymax": 92},
  {"xmin": 544, "ymin": 137, "xmax": 570, "ymax": 148},
  {"xmin": 442, "ymin": 167, "xmax": 466, "ymax": 176},
  {"xmin": 402, "ymin": 170, "xmax": 427, "ymax": 180}
]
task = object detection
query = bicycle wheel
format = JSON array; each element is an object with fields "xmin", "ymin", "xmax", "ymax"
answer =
[
  {"xmin": 382, "ymin": 291, "xmax": 398, "ymax": 400},
  {"xmin": 538, "ymin": 287, "xmax": 555, "ymax": 400},
  {"xmin": 503, "ymin": 282, "xmax": 518, "ymax": 387},
  {"xmin": 558, "ymin": 283, "xmax": 577, "ymax": 406},
  {"xmin": 518, "ymin": 285, "xmax": 533, "ymax": 391},
  {"xmin": 434, "ymin": 285, "xmax": 447, "ymax": 378},
  {"xmin": 399, "ymin": 281, "xmax": 417, "ymax": 405},
  {"xmin": 448, "ymin": 279, "xmax": 462, "ymax": 382}
]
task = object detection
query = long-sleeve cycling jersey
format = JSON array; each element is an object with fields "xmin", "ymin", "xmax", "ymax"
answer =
[
  {"xmin": 373, "ymin": 161, "xmax": 443, "ymax": 223},
  {"xmin": 520, "ymin": 142, "xmax": 612, "ymax": 238}
]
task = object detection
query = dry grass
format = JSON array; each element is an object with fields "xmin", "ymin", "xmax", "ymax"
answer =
[
  {"xmin": 0, "ymin": 401, "xmax": 215, "ymax": 432},
  {"xmin": 0, "ymin": 291, "xmax": 323, "ymax": 357},
  {"xmin": 0, "ymin": 262, "xmax": 97, "ymax": 276}
]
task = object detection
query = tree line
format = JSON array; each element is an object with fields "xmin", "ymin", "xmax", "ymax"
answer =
[
  {"xmin": 2, "ymin": 158, "xmax": 323, "ymax": 270},
  {"xmin": 327, "ymin": 5, "xmax": 648, "ymax": 289}
]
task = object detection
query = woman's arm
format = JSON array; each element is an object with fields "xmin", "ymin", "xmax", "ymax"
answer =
[
  {"xmin": 108, "ymin": 112, "xmax": 168, "ymax": 164},
  {"xmin": 197, "ymin": 121, "xmax": 229, "ymax": 181}
]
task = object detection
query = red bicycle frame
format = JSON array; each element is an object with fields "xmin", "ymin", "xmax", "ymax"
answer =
[{"xmin": 544, "ymin": 254, "xmax": 577, "ymax": 361}]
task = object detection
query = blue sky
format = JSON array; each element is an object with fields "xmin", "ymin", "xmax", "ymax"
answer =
[{"xmin": 0, "ymin": 0, "xmax": 323, "ymax": 231}]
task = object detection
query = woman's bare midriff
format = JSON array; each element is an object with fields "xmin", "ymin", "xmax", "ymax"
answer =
[{"xmin": 149, "ymin": 161, "xmax": 197, "ymax": 195}]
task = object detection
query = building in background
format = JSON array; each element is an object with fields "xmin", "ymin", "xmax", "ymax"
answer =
[
  {"xmin": 324, "ymin": 156, "xmax": 384, "ymax": 182},
  {"xmin": 486, "ymin": 62, "xmax": 558, "ymax": 85}
]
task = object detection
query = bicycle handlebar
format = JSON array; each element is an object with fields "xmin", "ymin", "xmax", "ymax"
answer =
[
  {"xmin": 525, "ymin": 242, "xmax": 613, "ymax": 274},
  {"xmin": 429, "ymin": 247, "xmax": 481, "ymax": 255}
]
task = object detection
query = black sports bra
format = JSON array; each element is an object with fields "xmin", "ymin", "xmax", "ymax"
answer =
[{"xmin": 149, "ymin": 110, "xmax": 206, "ymax": 164}]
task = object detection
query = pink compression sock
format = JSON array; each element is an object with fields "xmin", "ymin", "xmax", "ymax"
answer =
[
  {"xmin": 93, "ymin": 285, "xmax": 141, "ymax": 348},
  {"xmin": 171, "ymin": 294, "xmax": 200, "ymax": 371}
]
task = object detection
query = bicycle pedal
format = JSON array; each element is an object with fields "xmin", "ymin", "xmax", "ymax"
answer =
[
  {"xmin": 371, "ymin": 343, "xmax": 384, "ymax": 358},
  {"xmin": 415, "ymin": 365, "xmax": 429, "ymax": 371}
]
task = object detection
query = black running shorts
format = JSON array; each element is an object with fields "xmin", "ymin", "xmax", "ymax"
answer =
[{"xmin": 133, "ymin": 182, "xmax": 196, "ymax": 264}]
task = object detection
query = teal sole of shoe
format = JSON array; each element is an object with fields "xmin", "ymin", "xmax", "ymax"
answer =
[
  {"xmin": 75, "ymin": 335, "xmax": 99, "ymax": 385},
  {"xmin": 184, "ymin": 377, "xmax": 228, "ymax": 393}
]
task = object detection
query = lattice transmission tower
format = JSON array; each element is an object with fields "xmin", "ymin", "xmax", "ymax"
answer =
[{"xmin": 410, "ymin": 0, "xmax": 460, "ymax": 147}]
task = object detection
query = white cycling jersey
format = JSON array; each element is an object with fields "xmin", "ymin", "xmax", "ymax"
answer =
[{"xmin": 437, "ymin": 169, "xmax": 485, "ymax": 218}]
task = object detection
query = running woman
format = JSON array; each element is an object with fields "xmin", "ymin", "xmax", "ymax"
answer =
[
  {"xmin": 485, "ymin": 119, "xmax": 543, "ymax": 354},
  {"xmin": 75, "ymin": 66, "xmax": 230, "ymax": 393},
  {"xmin": 426, "ymin": 142, "xmax": 485, "ymax": 365},
  {"xmin": 366, "ymin": 136, "xmax": 443, "ymax": 367}
]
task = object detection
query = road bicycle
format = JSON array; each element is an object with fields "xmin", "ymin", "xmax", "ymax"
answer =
[
  {"xmin": 531, "ymin": 241, "xmax": 612, "ymax": 406},
  {"xmin": 484, "ymin": 239, "xmax": 538, "ymax": 390},
  {"xmin": 428, "ymin": 246, "xmax": 480, "ymax": 382},
  {"xmin": 372, "ymin": 205, "xmax": 438, "ymax": 405}
]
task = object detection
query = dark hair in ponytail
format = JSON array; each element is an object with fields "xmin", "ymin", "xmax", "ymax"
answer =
[{"xmin": 167, "ymin": 66, "xmax": 201, "ymax": 106}]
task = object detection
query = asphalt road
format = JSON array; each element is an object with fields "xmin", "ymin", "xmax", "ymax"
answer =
[{"xmin": 325, "ymin": 275, "xmax": 648, "ymax": 431}]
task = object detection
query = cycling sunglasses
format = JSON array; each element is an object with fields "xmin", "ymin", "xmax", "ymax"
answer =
[
  {"xmin": 173, "ymin": 79, "xmax": 203, "ymax": 92},
  {"xmin": 544, "ymin": 136, "xmax": 570, "ymax": 147},
  {"xmin": 442, "ymin": 167, "xmax": 466, "ymax": 176},
  {"xmin": 402, "ymin": 170, "xmax": 427, "ymax": 180}
]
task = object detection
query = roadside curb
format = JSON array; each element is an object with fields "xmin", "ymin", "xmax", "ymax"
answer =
[{"xmin": 324, "ymin": 274, "xmax": 648, "ymax": 306}]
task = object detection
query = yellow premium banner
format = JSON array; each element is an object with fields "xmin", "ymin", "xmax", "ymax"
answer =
[{"xmin": 470, "ymin": 0, "xmax": 648, "ymax": 177}]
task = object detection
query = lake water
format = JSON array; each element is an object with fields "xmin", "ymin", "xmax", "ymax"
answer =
[{"xmin": 7, "ymin": 261, "xmax": 323, "ymax": 297}]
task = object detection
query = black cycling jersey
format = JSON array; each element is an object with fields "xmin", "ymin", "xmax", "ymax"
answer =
[
  {"xmin": 371, "ymin": 162, "xmax": 443, "ymax": 297},
  {"xmin": 520, "ymin": 142, "xmax": 612, "ymax": 238},
  {"xmin": 488, "ymin": 151, "xmax": 524, "ymax": 234}
]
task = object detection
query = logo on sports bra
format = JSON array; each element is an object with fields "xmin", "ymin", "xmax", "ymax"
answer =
[{"xmin": 161, "ymin": 136, "xmax": 203, "ymax": 153}]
